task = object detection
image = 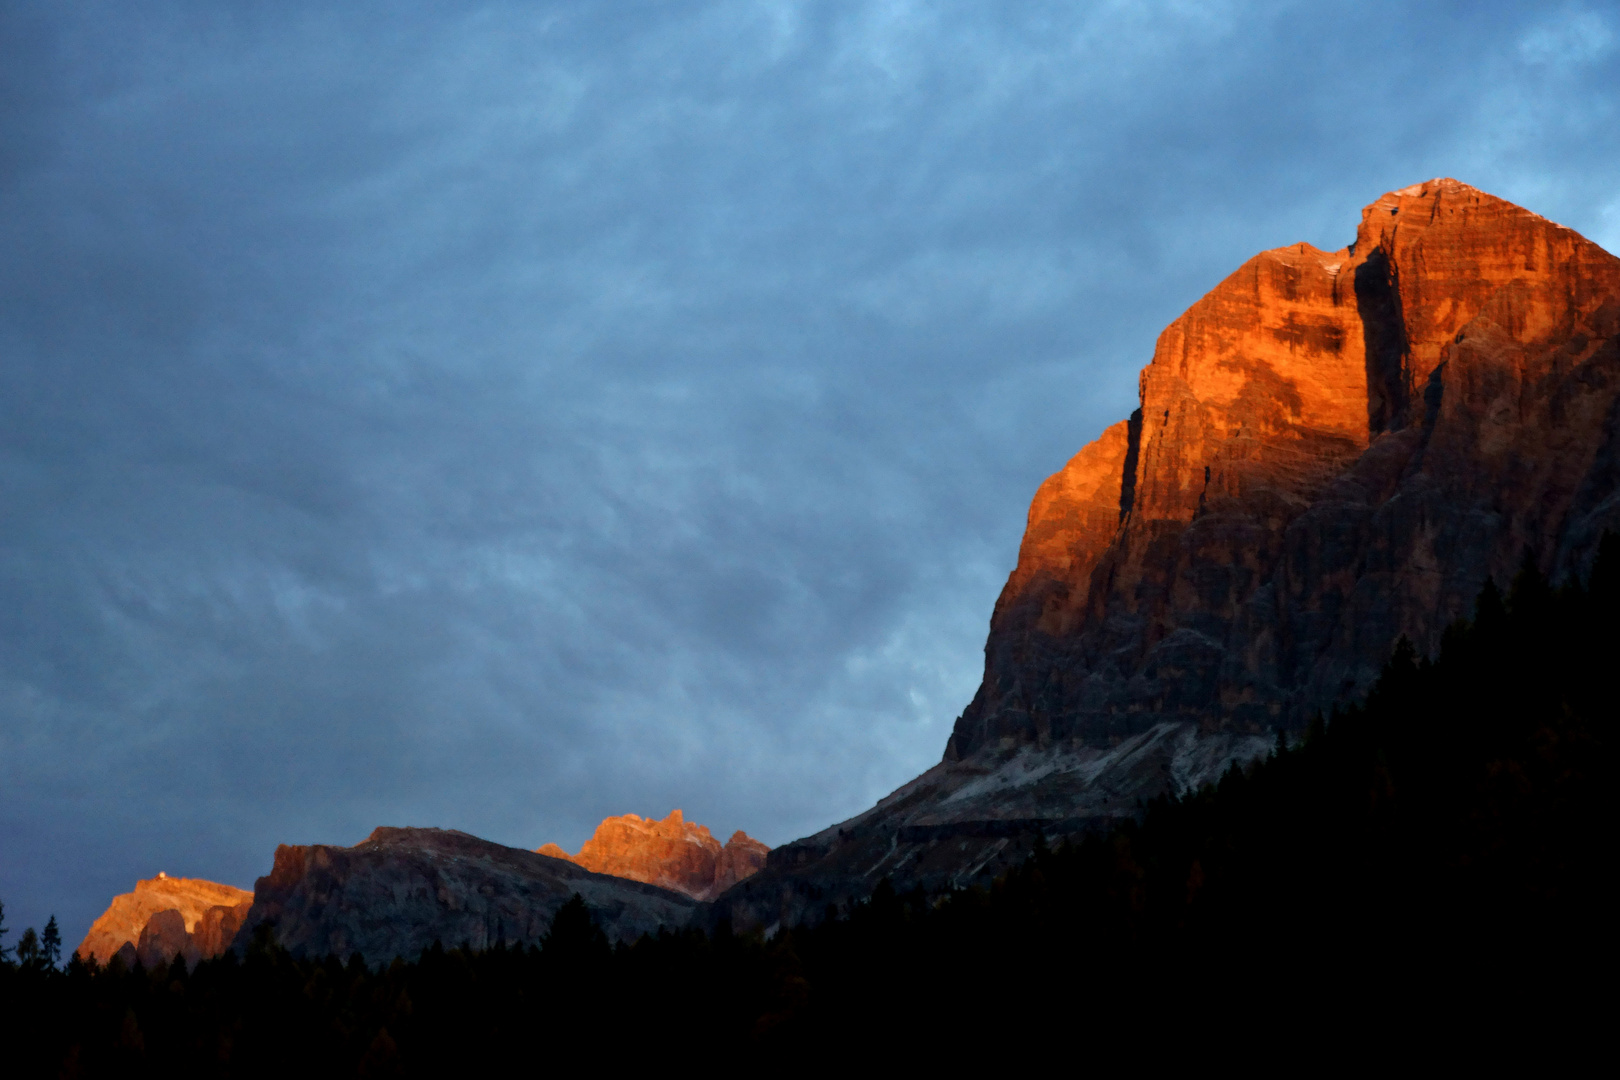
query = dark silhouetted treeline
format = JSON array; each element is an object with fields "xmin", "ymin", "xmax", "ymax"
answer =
[{"xmin": 4, "ymin": 540, "xmax": 1612, "ymax": 1072}]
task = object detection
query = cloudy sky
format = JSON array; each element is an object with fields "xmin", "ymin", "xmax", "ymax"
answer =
[{"xmin": 2, "ymin": 0, "xmax": 1616, "ymax": 941}]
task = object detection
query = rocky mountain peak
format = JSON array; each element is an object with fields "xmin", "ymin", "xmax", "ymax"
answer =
[
  {"xmin": 538, "ymin": 810, "xmax": 769, "ymax": 901},
  {"xmin": 947, "ymin": 177, "xmax": 1620, "ymax": 761},
  {"xmin": 77, "ymin": 875, "xmax": 253, "ymax": 969}
]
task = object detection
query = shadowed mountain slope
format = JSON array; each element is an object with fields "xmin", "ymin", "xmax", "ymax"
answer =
[{"xmin": 233, "ymin": 827, "xmax": 699, "ymax": 961}]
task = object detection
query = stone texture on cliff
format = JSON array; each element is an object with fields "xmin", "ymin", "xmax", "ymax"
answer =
[
  {"xmin": 711, "ymin": 179, "xmax": 1620, "ymax": 932},
  {"xmin": 538, "ymin": 810, "xmax": 768, "ymax": 901},
  {"xmin": 234, "ymin": 827, "xmax": 698, "ymax": 960},
  {"xmin": 714, "ymin": 830, "xmax": 771, "ymax": 895},
  {"xmin": 951, "ymin": 177, "xmax": 1620, "ymax": 755},
  {"xmin": 77, "ymin": 875, "xmax": 253, "ymax": 969}
]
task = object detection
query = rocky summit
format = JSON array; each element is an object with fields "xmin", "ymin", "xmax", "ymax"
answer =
[
  {"xmin": 77, "ymin": 874, "xmax": 253, "ymax": 969},
  {"xmin": 537, "ymin": 810, "xmax": 769, "ymax": 901},
  {"xmin": 233, "ymin": 827, "xmax": 700, "ymax": 961},
  {"xmin": 712, "ymin": 179, "xmax": 1620, "ymax": 931}
]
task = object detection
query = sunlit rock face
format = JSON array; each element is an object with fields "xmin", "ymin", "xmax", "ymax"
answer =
[
  {"xmin": 539, "ymin": 810, "xmax": 769, "ymax": 901},
  {"xmin": 713, "ymin": 180, "xmax": 1620, "ymax": 932},
  {"xmin": 234, "ymin": 827, "xmax": 699, "ymax": 961},
  {"xmin": 950, "ymin": 177, "xmax": 1620, "ymax": 756},
  {"xmin": 713, "ymin": 830, "xmax": 772, "ymax": 895},
  {"xmin": 76, "ymin": 874, "xmax": 253, "ymax": 969}
]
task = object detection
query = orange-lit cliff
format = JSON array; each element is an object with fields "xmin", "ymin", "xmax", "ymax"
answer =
[
  {"xmin": 539, "ymin": 810, "xmax": 768, "ymax": 901},
  {"xmin": 77, "ymin": 874, "xmax": 253, "ymax": 969},
  {"xmin": 950, "ymin": 178, "xmax": 1620, "ymax": 756}
]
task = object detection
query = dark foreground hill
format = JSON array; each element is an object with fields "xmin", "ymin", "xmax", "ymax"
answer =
[{"xmin": 4, "ymin": 542, "xmax": 1609, "ymax": 1069}]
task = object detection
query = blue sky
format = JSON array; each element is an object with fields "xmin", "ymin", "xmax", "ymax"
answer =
[{"xmin": 2, "ymin": 0, "xmax": 1616, "ymax": 943}]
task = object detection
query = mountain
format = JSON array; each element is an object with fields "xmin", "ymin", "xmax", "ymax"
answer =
[
  {"xmin": 713, "ymin": 178, "xmax": 1620, "ymax": 931},
  {"xmin": 231, "ymin": 827, "xmax": 700, "ymax": 961},
  {"xmin": 537, "ymin": 810, "xmax": 769, "ymax": 901},
  {"xmin": 76, "ymin": 874, "xmax": 253, "ymax": 969}
]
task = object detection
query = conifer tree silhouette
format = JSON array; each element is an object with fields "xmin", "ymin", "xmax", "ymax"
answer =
[
  {"xmin": 15, "ymin": 927, "xmax": 39, "ymax": 968},
  {"xmin": 543, "ymin": 894, "xmax": 608, "ymax": 966},
  {"xmin": 41, "ymin": 916, "xmax": 61, "ymax": 970}
]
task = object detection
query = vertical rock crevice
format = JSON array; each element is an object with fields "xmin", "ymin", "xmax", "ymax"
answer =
[
  {"xmin": 1355, "ymin": 246, "xmax": 1411, "ymax": 433},
  {"xmin": 1118, "ymin": 407, "xmax": 1144, "ymax": 521}
]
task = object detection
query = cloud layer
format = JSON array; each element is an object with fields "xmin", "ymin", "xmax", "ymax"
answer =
[{"xmin": 2, "ymin": 0, "xmax": 1616, "ymax": 940}]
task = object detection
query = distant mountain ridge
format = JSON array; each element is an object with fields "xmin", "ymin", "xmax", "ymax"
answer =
[
  {"xmin": 538, "ymin": 810, "xmax": 768, "ymax": 901},
  {"xmin": 232, "ymin": 827, "xmax": 699, "ymax": 960},
  {"xmin": 79, "ymin": 813, "xmax": 765, "ymax": 965},
  {"xmin": 711, "ymin": 178, "xmax": 1620, "ymax": 930}
]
